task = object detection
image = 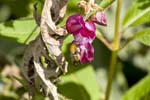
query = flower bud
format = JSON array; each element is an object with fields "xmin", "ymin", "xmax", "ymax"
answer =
[{"xmin": 90, "ymin": 12, "xmax": 107, "ymax": 26}]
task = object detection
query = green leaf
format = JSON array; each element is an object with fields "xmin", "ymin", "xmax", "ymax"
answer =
[
  {"xmin": 67, "ymin": 0, "xmax": 81, "ymax": 15},
  {"xmin": 122, "ymin": 75, "xmax": 150, "ymax": 100},
  {"xmin": 131, "ymin": 11, "xmax": 150, "ymax": 26},
  {"xmin": 99, "ymin": 0, "xmax": 115, "ymax": 9},
  {"xmin": 122, "ymin": 0, "xmax": 150, "ymax": 29},
  {"xmin": 134, "ymin": 28, "xmax": 150, "ymax": 46},
  {"xmin": 58, "ymin": 65, "xmax": 100, "ymax": 100},
  {"xmin": 0, "ymin": 18, "xmax": 39, "ymax": 44}
]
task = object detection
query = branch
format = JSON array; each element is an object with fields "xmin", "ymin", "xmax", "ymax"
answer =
[
  {"xmin": 119, "ymin": 36, "xmax": 134, "ymax": 50},
  {"xmin": 96, "ymin": 33, "xmax": 113, "ymax": 51}
]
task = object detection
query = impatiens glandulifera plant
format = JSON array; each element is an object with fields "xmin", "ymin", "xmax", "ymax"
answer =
[
  {"xmin": 65, "ymin": 0, "xmax": 116, "ymax": 100},
  {"xmin": 66, "ymin": 0, "xmax": 118, "ymax": 100}
]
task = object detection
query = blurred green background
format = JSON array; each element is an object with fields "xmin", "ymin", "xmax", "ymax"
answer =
[{"xmin": 0, "ymin": 0, "xmax": 150, "ymax": 100}]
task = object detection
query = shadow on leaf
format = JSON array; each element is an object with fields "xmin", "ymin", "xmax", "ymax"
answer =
[{"xmin": 58, "ymin": 82, "xmax": 91, "ymax": 100}]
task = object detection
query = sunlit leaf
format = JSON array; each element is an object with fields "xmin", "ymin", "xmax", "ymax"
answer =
[
  {"xmin": 0, "ymin": 18, "xmax": 39, "ymax": 44},
  {"xmin": 122, "ymin": 0, "xmax": 150, "ymax": 29},
  {"xmin": 122, "ymin": 75, "xmax": 150, "ymax": 100},
  {"xmin": 67, "ymin": 0, "xmax": 81, "ymax": 15},
  {"xmin": 131, "ymin": 12, "xmax": 150, "ymax": 26},
  {"xmin": 99, "ymin": 0, "xmax": 115, "ymax": 9},
  {"xmin": 58, "ymin": 65, "xmax": 100, "ymax": 100},
  {"xmin": 133, "ymin": 28, "xmax": 150, "ymax": 46}
]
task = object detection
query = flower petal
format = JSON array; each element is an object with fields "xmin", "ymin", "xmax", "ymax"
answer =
[
  {"xmin": 80, "ymin": 42, "xmax": 94, "ymax": 64},
  {"xmin": 85, "ymin": 21, "xmax": 96, "ymax": 32},
  {"xmin": 78, "ymin": 22, "xmax": 96, "ymax": 39},
  {"xmin": 73, "ymin": 33, "xmax": 93, "ymax": 45},
  {"xmin": 66, "ymin": 14, "xmax": 84, "ymax": 34}
]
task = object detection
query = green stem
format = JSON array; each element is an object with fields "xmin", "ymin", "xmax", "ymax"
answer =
[
  {"xmin": 105, "ymin": 51, "xmax": 117, "ymax": 100},
  {"xmin": 114, "ymin": 0, "xmax": 121, "ymax": 50},
  {"xmin": 96, "ymin": 33, "xmax": 113, "ymax": 51},
  {"xmin": 105, "ymin": 0, "xmax": 122, "ymax": 100}
]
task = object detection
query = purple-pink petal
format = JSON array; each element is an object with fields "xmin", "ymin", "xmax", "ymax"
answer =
[
  {"xmin": 80, "ymin": 21, "xmax": 96, "ymax": 39},
  {"xmin": 66, "ymin": 14, "xmax": 84, "ymax": 34},
  {"xmin": 91, "ymin": 12, "xmax": 107, "ymax": 26},
  {"xmin": 79, "ymin": 43, "xmax": 94, "ymax": 64},
  {"xmin": 85, "ymin": 21, "xmax": 96, "ymax": 32},
  {"xmin": 73, "ymin": 33, "xmax": 93, "ymax": 45}
]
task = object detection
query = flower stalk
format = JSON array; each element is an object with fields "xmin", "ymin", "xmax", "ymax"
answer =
[
  {"xmin": 96, "ymin": 33, "xmax": 113, "ymax": 51},
  {"xmin": 105, "ymin": 0, "xmax": 122, "ymax": 100}
]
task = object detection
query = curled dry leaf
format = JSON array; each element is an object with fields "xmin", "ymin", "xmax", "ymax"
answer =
[
  {"xmin": 79, "ymin": 0, "xmax": 100, "ymax": 15},
  {"xmin": 22, "ymin": 0, "xmax": 68, "ymax": 100}
]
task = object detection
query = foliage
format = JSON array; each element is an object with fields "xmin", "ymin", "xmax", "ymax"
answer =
[
  {"xmin": 122, "ymin": 75, "xmax": 150, "ymax": 100},
  {"xmin": 58, "ymin": 65, "xmax": 100, "ymax": 100},
  {"xmin": 0, "ymin": 19, "xmax": 39, "ymax": 44},
  {"xmin": 122, "ymin": 0, "xmax": 150, "ymax": 29},
  {"xmin": 133, "ymin": 28, "xmax": 150, "ymax": 46}
]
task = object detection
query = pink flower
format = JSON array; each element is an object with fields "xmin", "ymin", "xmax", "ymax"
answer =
[{"xmin": 66, "ymin": 14, "xmax": 96, "ymax": 64}]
